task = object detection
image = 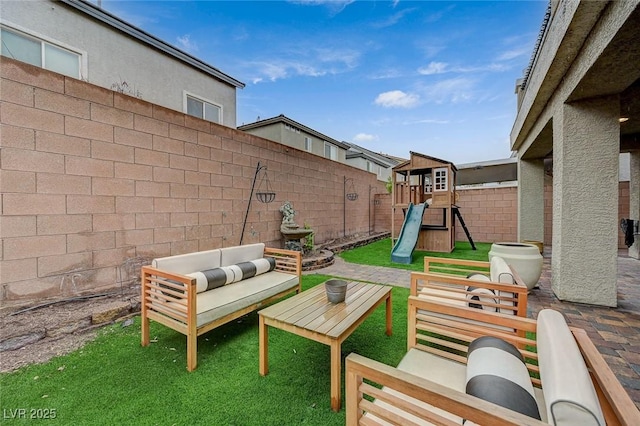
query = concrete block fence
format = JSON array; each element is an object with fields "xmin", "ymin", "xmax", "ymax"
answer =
[{"xmin": 0, "ymin": 59, "xmax": 383, "ymax": 303}]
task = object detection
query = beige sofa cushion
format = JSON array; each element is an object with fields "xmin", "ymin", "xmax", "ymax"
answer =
[
  {"xmin": 489, "ymin": 256, "xmax": 522, "ymax": 315},
  {"xmin": 220, "ymin": 243, "xmax": 265, "ymax": 266},
  {"xmin": 152, "ymin": 249, "xmax": 221, "ymax": 275},
  {"xmin": 537, "ymin": 309, "xmax": 605, "ymax": 426},
  {"xmin": 489, "ymin": 256, "xmax": 515, "ymax": 284}
]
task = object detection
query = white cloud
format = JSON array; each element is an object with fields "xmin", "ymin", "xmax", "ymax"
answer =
[
  {"xmin": 374, "ymin": 90, "xmax": 420, "ymax": 108},
  {"xmin": 496, "ymin": 47, "xmax": 530, "ymax": 61},
  {"xmin": 372, "ymin": 71, "xmax": 400, "ymax": 80},
  {"xmin": 244, "ymin": 46, "xmax": 359, "ymax": 84},
  {"xmin": 176, "ymin": 34, "xmax": 198, "ymax": 53},
  {"xmin": 453, "ymin": 63, "xmax": 510, "ymax": 73},
  {"xmin": 316, "ymin": 48, "xmax": 360, "ymax": 69},
  {"xmin": 353, "ymin": 133, "xmax": 378, "ymax": 142},
  {"xmin": 418, "ymin": 61, "xmax": 448, "ymax": 75},
  {"xmin": 404, "ymin": 118, "xmax": 450, "ymax": 125},
  {"xmin": 372, "ymin": 7, "xmax": 417, "ymax": 29},
  {"xmin": 421, "ymin": 77, "xmax": 474, "ymax": 104},
  {"xmin": 288, "ymin": 0, "xmax": 355, "ymax": 15},
  {"xmin": 418, "ymin": 61, "xmax": 509, "ymax": 76}
]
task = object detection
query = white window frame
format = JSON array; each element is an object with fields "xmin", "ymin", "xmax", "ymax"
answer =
[
  {"xmin": 183, "ymin": 91, "xmax": 223, "ymax": 124},
  {"xmin": 304, "ymin": 137, "xmax": 313, "ymax": 152},
  {"xmin": 424, "ymin": 175, "xmax": 433, "ymax": 193},
  {"xmin": 0, "ymin": 22, "xmax": 87, "ymax": 79},
  {"xmin": 324, "ymin": 141, "xmax": 337, "ymax": 160},
  {"xmin": 434, "ymin": 167, "xmax": 448, "ymax": 192}
]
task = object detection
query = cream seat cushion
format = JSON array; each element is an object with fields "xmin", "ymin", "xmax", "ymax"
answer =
[{"xmin": 194, "ymin": 271, "xmax": 298, "ymax": 327}]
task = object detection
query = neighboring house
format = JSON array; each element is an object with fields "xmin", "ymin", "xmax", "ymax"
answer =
[
  {"xmin": 238, "ymin": 114, "xmax": 350, "ymax": 163},
  {"xmin": 343, "ymin": 141, "xmax": 402, "ymax": 182},
  {"xmin": 0, "ymin": 0, "xmax": 244, "ymax": 127},
  {"xmin": 511, "ymin": 0, "xmax": 640, "ymax": 307}
]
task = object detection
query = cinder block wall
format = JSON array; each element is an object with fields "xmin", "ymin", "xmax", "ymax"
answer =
[
  {"xmin": 0, "ymin": 59, "xmax": 383, "ymax": 303},
  {"xmin": 454, "ymin": 186, "xmax": 518, "ymax": 244}
]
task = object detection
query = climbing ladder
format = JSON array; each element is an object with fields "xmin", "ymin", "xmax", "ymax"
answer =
[{"xmin": 452, "ymin": 206, "xmax": 476, "ymax": 250}]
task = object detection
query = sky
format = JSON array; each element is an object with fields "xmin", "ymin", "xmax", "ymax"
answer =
[{"xmin": 100, "ymin": 0, "xmax": 548, "ymax": 164}]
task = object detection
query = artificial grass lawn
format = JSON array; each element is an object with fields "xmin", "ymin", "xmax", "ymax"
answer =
[
  {"xmin": 339, "ymin": 238, "xmax": 491, "ymax": 271},
  {"xmin": 1, "ymin": 275, "xmax": 409, "ymax": 425}
]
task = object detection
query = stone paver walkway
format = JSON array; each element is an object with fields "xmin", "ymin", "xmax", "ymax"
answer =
[
  {"xmin": 305, "ymin": 250, "xmax": 640, "ymax": 409},
  {"xmin": 304, "ymin": 256, "xmax": 412, "ymax": 288}
]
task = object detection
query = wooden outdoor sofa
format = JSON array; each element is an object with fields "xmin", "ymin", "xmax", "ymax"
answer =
[
  {"xmin": 346, "ymin": 295, "xmax": 640, "ymax": 425},
  {"xmin": 141, "ymin": 243, "xmax": 301, "ymax": 371},
  {"xmin": 414, "ymin": 256, "xmax": 529, "ymax": 319}
]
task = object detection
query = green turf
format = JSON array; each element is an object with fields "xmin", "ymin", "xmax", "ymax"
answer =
[
  {"xmin": 0, "ymin": 275, "xmax": 409, "ymax": 425},
  {"xmin": 339, "ymin": 238, "xmax": 491, "ymax": 271}
]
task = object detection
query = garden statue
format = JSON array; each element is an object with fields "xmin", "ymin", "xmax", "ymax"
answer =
[
  {"xmin": 279, "ymin": 201, "xmax": 298, "ymax": 228},
  {"xmin": 279, "ymin": 201, "xmax": 313, "ymax": 253}
]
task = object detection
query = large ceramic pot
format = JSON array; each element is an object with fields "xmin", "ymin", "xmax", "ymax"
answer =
[{"xmin": 488, "ymin": 242, "xmax": 543, "ymax": 291}]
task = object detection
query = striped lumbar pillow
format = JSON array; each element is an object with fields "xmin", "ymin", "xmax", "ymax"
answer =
[
  {"xmin": 465, "ymin": 336, "xmax": 541, "ymax": 421},
  {"xmin": 188, "ymin": 257, "xmax": 276, "ymax": 293},
  {"xmin": 465, "ymin": 286, "xmax": 498, "ymax": 311}
]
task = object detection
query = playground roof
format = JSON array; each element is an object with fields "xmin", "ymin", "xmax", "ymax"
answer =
[{"xmin": 392, "ymin": 151, "xmax": 458, "ymax": 174}]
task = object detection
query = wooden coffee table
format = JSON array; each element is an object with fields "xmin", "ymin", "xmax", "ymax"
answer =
[{"xmin": 258, "ymin": 281, "xmax": 392, "ymax": 412}]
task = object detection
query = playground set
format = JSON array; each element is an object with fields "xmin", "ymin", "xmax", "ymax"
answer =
[{"xmin": 391, "ymin": 151, "xmax": 475, "ymax": 264}]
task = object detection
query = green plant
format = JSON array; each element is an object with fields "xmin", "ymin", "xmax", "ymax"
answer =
[
  {"xmin": 385, "ymin": 176, "xmax": 393, "ymax": 193},
  {"xmin": 303, "ymin": 222, "xmax": 315, "ymax": 252}
]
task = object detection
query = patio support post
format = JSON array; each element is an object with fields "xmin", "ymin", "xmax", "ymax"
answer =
[
  {"xmin": 517, "ymin": 158, "xmax": 545, "ymax": 243},
  {"xmin": 629, "ymin": 151, "xmax": 640, "ymax": 259},
  {"xmin": 551, "ymin": 96, "xmax": 619, "ymax": 307}
]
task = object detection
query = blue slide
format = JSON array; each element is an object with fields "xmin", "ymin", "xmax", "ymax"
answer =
[{"xmin": 391, "ymin": 203, "xmax": 426, "ymax": 264}]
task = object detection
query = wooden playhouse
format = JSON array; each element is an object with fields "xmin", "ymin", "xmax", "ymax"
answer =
[{"xmin": 391, "ymin": 151, "xmax": 469, "ymax": 253}]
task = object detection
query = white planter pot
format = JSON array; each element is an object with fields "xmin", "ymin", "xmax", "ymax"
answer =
[{"xmin": 489, "ymin": 242, "xmax": 543, "ymax": 291}]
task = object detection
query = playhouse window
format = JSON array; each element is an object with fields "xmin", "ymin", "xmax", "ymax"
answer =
[
  {"xmin": 424, "ymin": 175, "xmax": 433, "ymax": 193},
  {"xmin": 434, "ymin": 168, "xmax": 448, "ymax": 191}
]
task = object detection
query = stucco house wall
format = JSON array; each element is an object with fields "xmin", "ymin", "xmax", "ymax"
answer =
[{"xmin": 0, "ymin": 0, "xmax": 242, "ymax": 127}]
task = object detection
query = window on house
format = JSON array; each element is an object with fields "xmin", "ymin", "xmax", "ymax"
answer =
[
  {"xmin": 1, "ymin": 26, "xmax": 80, "ymax": 78},
  {"xmin": 185, "ymin": 94, "xmax": 221, "ymax": 123},
  {"xmin": 324, "ymin": 142, "xmax": 337, "ymax": 160},
  {"xmin": 366, "ymin": 161, "xmax": 373, "ymax": 172},
  {"xmin": 304, "ymin": 137, "xmax": 313, "ymax": 152},
  {"xmin": 434, "ymin": 168, "xmax": 448, "ymax": 191}
]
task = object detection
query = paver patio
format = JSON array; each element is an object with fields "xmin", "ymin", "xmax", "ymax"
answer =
[{"xmin": 305, "ymin": 247, "xmax": 640, "ymax": 409}]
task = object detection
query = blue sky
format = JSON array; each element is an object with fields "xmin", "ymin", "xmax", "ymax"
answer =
[{"xmin": 101, "ymin": 0, "xmax": 547, "ymax": 164}]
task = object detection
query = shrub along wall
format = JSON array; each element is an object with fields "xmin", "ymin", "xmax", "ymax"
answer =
[{"xmin": 0, "ymin": 59, "xmax": 383, "ymax": 303}]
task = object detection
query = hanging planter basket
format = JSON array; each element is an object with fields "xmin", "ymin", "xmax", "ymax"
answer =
[
  {"xmin": 256, "ymin": 168, "xmax": 275, "ymax": 204},
  {"xmin": 345, "ymin": 177, "xmax": 358, "ymax": 201},
  {"xmin": 256, "ymin": 191, "xmax": 276, "ymax": 203}
]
